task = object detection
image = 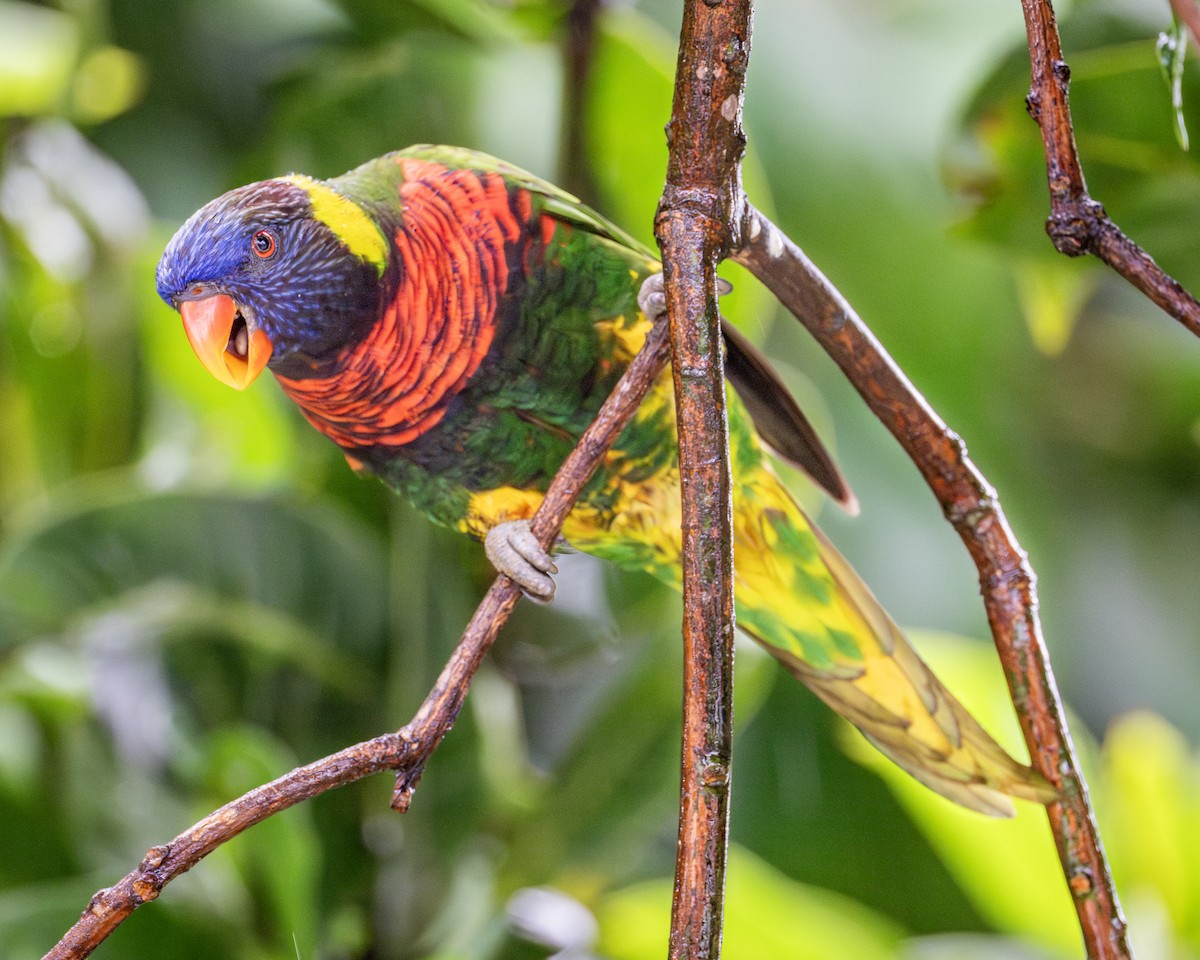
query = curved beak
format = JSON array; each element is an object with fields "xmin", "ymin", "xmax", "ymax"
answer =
[{"xmin": 180, "ymin": 294, "xmax": 273, "ymax": 390}]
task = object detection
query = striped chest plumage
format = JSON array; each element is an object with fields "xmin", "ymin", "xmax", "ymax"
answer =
[{"xmin": 274, "ymin": 158, "xmax": 556, "ymax": 453}]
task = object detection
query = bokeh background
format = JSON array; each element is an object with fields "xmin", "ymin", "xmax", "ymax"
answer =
[{"xmin": 2, "ymin": 0, "xmax": 1200, "ymax": 957}]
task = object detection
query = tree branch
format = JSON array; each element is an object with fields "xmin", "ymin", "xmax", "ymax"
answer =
[
  {"xmin": 656, "ymin": 3, "xmax": 750, "ymax": 959},
  {"xmin": 1020, "ymin": 0, "xmax": 1200, "ymax": 336},
  {"xmin": 733, "ymin": 205, "xmax": 1132, "ymax": 960},
  {"xmin": 42, "ymin": 318, "xmax": 673, "ymax": 960},
  {"xmin": 558, "ymin": 0, "xmax": 603, "ymax": 199}
]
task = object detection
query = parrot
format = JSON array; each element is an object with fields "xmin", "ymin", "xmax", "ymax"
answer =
[{"xmin": 156, "ymin": 144, "xmax": 1056, "ymax": 816}]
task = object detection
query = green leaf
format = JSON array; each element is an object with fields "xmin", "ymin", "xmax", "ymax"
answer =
[
  {"xmin": 0, "ymin": 485, "xmax": 388, "ymax": 666},
  {"xmin": 1100, "ymin": 711, "xmax": 1200, "ymax": 950},
  {"xmin": 200, "ymin": 725, "xmax": 323, "ymax": 953},
  {"xmin": 839, "ymin": 631, "xmax": 1078, "ymax": 955},
  {"xmin": 596, "ymin": 845, "xmax": 904, "ymax": 960},
  {"xmin": 0, "ymin": 1, "xmax": 78, "ymax": 117},
  {"xmin": 1012, "ymin": 257, "xmax": 1100, "ymax": 356},
  {"xmin": 70, "ymin": 45, "xmax": 147, "ymax": 125}
]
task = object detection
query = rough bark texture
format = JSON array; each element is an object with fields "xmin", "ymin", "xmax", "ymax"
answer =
[
  {"xmin": 1021, "ymin": 0, "xmax": 1200, "ymax": 337},
  {"xmin": 656, "ymin": 2, "xmax": 753, "ymax": 958},
  {"xmin": 734, "ymin": 205, "xmax": 1131, "ymax": 960}
]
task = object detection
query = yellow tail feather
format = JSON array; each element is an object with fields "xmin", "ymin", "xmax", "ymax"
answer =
[
  {"xmin": 529, "ymin": 368, "xmax": 1056, "ymax": 817},
  {"xmin": 735, "ymin": 474, "xmax": 1058, "ymax": 817}
]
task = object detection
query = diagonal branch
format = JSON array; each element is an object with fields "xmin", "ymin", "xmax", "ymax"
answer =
[
  {"xmin": 733, "ymin": 205, "xmax": 1132, "ymax": 960},
  {"xmin": 42, "ymin": 318, "xmax": 674, "ymax": 960},
  {"xmin": 1020, "ymin": 0, "xmax": 1200, "ymax": 336}
]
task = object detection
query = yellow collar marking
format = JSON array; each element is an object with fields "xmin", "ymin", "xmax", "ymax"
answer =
[{"xmin": 283, "ymin": 175, "xmax": 388, "ymax": 274}]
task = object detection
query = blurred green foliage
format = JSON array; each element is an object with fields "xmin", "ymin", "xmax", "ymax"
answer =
[{"xmin": 1, "ymin": 0, "xmax": 1199, "ymax": 957}]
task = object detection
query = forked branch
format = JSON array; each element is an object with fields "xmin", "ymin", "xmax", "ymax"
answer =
[
  {"xmin": 1020, "ymin": 0, "xmax": 1200, "ymax": 336},
  {"xmin": 733, "ymin": 205, "xmax": 1132, "ymax": 960}
]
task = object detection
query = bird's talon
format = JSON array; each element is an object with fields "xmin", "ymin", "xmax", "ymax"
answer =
[
  {"xmin": 484, "ymin": 520, "xmax": 557, "ymax": 602},
  {"xmin": 637, "ymin": 272, "xmax": 732, "ymax": 324},
  {"xmin": 637, "ymin": 274, "xmax": 666, "ymax": 323}
]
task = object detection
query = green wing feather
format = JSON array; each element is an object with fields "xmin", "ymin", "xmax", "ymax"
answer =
[{"xmin": 386, "ymin": 146, "xmax": 855, "ymax": 504}]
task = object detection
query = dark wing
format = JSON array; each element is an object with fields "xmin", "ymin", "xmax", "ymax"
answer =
[{"xmin": 722, "ymin": 320, "xmax": 857, "ymax": 512}]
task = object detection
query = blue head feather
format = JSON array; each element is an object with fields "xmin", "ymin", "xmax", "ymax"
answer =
[{"xmin": 156, "ymin": 179, "xmax": 387, "ymax": 376}]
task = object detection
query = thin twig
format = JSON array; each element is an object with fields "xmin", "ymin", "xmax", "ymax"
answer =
[
  {"xmin": 733, "ymin": 204, "xmax": 1131, "ymax": 960},
  {"xmin": 657, "ymin": 2, "xmax": 751, "ymax": 958},
  {"xmin": 42, "ymin": 319, "xmax": 673, "ymax": 960},
  {"xmin": 1019, "ymin": 0, "xmax": 1200, "ymax": 336},
  {"xmin": 559, "ymin": 0, "xmax": 603, "ymax": 199}
]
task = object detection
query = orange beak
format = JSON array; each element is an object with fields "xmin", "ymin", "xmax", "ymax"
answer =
[{"xmin": 180, "ymin": 295, "xmax": 273, "ymax": 390}]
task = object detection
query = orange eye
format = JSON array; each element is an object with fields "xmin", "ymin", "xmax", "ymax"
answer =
[{"xmin": 251, "ymin": 230, "xmax": 276, "ymax": 259}]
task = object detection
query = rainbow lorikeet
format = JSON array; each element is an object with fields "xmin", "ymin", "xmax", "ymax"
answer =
[{"xmin": 156, "ymin": 145, "xmax": 1055, "ymax": 816}]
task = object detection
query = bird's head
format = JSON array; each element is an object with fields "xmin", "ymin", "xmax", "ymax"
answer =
[{"xmin": 156, "ymin": 176, "xmax": 390, "ymax": 389}]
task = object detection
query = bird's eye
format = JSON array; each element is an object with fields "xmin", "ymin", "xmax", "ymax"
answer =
[{"xmin": 251, "ymin": 230, "xmax": 276, "ymax": 259}]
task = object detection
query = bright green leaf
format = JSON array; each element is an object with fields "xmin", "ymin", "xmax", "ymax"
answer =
[
  {"xmin": 840, "ymin": 631, "xmax": 1077, "ymax": 956},
  {"xmin": 1012, "ymin": 257, "xmax": 1100, "ymax": 356},
  {"xmin": 1101, "ymin": 710, "xmax": 1200, "ymax": 949},
  {"xmin": 70, "ymin": 45, "xmax": 147, "ymax": 124},
  {"xmin": 597, "ymin": 845, "xmax": 904, "ymax": 960},
  {"xmin": 201, "ymin": 726, "xmax": 322, "ymax": 954},
  {"xmin": 0, "ymin": 1, "xmax": 78, "ymax": 117}
]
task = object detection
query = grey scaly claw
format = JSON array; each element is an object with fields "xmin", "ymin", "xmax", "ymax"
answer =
[
  {"xmin": 637, "ymin": 272, "xmax": 733, "ymax": 323},
  {"xmin": 637, "ymin": 273, "xmax": 667, "ymax": 322},
  {"xmin": 484, "ymin": 519, "xmax": 559, "ymax": 603}
]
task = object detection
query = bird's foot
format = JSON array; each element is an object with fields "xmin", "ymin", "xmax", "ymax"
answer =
[
  {"xmin": 484, "ymin": 519, "xmax": 558, "ymax": 603},
  {"xmin": 636, "ymin": 272, "xmax": 733, "ymax": 324}
]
